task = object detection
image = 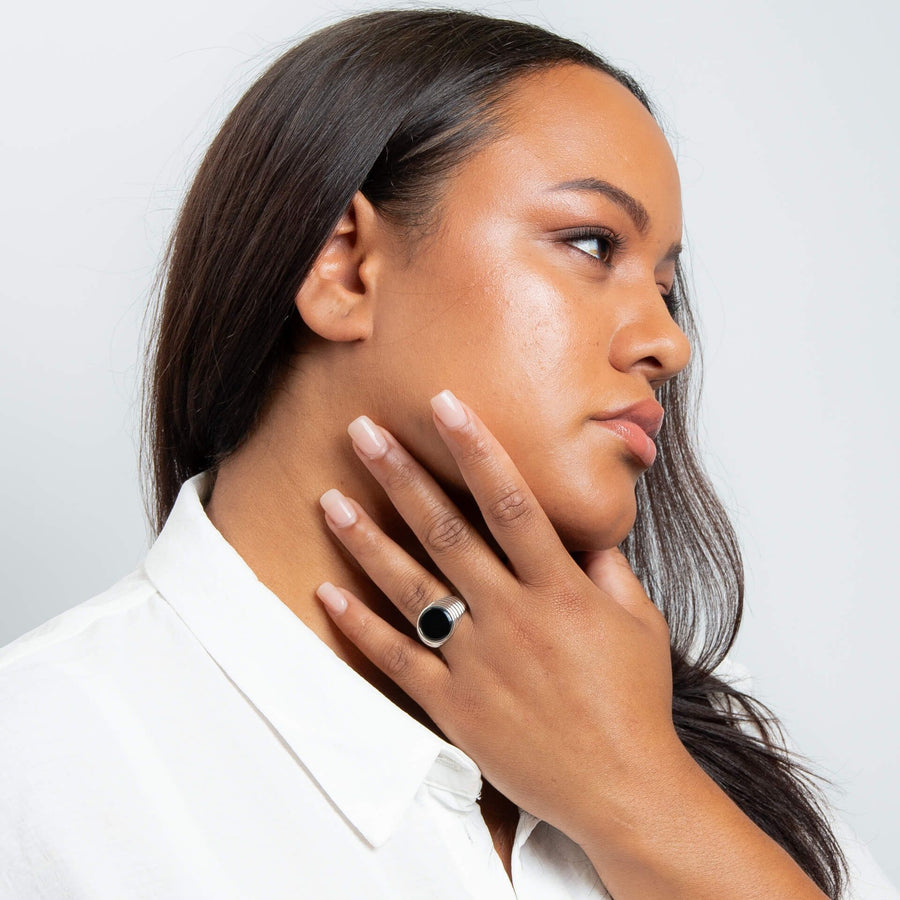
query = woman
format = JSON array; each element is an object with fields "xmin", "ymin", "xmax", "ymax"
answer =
[{"xmin": 0, "ymin": 8, "xmax": 895, "ymax": 898}]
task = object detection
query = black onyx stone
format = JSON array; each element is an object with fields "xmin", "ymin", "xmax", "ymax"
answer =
[{"xmin": 419, "ymin": 606, "xmax": 453, "ymax": 641}]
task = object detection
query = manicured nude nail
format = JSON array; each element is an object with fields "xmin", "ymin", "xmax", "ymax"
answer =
[
  {"xmin": 431, "ymin": 389, "xmax": 467, "ymax": 429},
  {"xmin": 316, "ymin": 581, "xmax": 347, "ymax": 615},
  {"xmin": 347, "ymin": 415, "xmax": 388, "ymax": 458},
  {"xmin": 319, "ymin": 488, "xmax": 357, "ymax": 527}
]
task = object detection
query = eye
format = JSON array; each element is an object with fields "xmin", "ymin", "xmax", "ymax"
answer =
[
  {"xmin": 659, "ymin": 282, "xmax": 682, "ymax": 315},
  {"xmin": 563, "ymin": 227, "xmax": 625, "ymax": 266}
]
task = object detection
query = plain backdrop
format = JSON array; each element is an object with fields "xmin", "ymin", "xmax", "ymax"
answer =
[{"xmin": 2, "ymin": 0, "xmax": 897, "ymax": 885}]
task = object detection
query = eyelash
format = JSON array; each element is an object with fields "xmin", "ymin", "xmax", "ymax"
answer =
[
  {"xmin": 563, "ymin": 226, "xmax": 626, "ymax": 266},
  {"xmin": 562, "ymin": 226, "xmax": 682, "ymax": 315}
]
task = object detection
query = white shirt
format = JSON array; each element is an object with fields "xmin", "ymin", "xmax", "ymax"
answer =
[{"xmin": 0, "ymin": 472, "xmax": 895, "ymax": 899}]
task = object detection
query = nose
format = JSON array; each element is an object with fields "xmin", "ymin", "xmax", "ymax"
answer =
[{"xmin": 607, "ymin": 283, "xmax": 692, "ymax": 388}]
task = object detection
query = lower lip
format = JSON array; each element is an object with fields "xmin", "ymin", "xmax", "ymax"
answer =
[{"xmin": 592, "ymin": 419, "xmax": 657, "ymax": 467}]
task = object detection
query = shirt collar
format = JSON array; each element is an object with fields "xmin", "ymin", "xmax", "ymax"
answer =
[{"xmin": 144, "ymin": 471, "xmax": 481, "ymax": 847}]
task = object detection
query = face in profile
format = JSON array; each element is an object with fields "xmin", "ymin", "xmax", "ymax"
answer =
[{"xmin": 323, "ymin": 64, "xmax": 691, "ymax": 552}]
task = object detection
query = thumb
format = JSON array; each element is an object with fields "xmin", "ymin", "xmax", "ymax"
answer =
[{"xmin": 577, "ymin": 546, "xmax": 660, "ymax": 623}]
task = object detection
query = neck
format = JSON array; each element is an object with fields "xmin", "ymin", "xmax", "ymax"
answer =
[
  {"xmin": 203, "ymin": 361, "xmax": 460, "ymax": 731},
  {"xmin": 203, "ymin": 357, "xmax": 524, "ymax": 853}
]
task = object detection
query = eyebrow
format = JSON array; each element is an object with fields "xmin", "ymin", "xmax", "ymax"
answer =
[
  {"xmin": 548, "ymin": 177, "xmax": 682, "ymax": 263},
  {"xmin": 548, "ymin": 177, "xmax": 650, "ymax": 233}
]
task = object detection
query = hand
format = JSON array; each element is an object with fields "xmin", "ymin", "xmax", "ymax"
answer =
[{"xmin": 315, "ymin": 389, "xmax": 681, "ymax": 846}]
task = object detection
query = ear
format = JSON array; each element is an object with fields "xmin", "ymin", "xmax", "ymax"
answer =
[{"xmin": 294, "ymin": 190, "xmax": 383, "ymax": 342}]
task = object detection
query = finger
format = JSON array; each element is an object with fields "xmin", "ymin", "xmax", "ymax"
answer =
[
  {"xmin": 345, "ymin": 415, "xmax": 517, "ymax": 608},
  {"xmin": 577, "ymin": 547, "xmax": 667, "ymax": 630},
  {"xmin": 314, "ymin": 580, "xmax": 449, "ymax": 703},
  {"xmin": 429, "ymin": 390, "xmax": 573, "ymax": 588},
  {"xmin": 319, "ymin": 488, "xmax": 476, "ymax": 647}
]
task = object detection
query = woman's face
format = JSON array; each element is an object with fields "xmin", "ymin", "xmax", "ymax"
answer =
[{"xmin": 352, "ymin": 63, "xmax": 690, "ymax": 552}]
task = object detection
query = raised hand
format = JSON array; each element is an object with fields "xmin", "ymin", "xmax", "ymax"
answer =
[{"xmin": 314, "ymin": 388, "xmax": 680, "ymax": 848}]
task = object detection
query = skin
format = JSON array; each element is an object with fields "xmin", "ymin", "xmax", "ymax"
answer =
[{"xmin": 206, "ymin": 64, "xmax": 827, "ymax": 896}]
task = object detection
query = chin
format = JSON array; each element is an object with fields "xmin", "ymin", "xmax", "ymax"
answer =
[{"xmin": 548, "ymin": 490, "xmax": 638, "ymax": 554}]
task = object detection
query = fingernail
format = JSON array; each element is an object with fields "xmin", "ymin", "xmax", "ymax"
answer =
[
  {"xmin": 431, "ymin": 389, "xmax": 467, "ymax": 430},
  {"xmin": 348, "ymin": 415, "xmax": 389, "ymax": 459},
  {"xmin": 316, "ymin": 581, "xmax": 347, "ymax": 615},
  {"xmin": 319, "ymin": 488, "xmax": 357, "ymax": 527}
]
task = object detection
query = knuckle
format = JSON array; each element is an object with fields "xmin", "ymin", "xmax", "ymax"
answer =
[
  {"xmin": 487, "ymin": 484, "xmax": 532, "ymax": 528},
  {"xmin": 549, "ymin": 590, "xmax": 583, "ymax": 619},
  {"xmin": 456, "ymin": 431, "xmax": 493, "ymax": 468},
  {"xmin": 384, "ymin": 457, "xmax": 418, "ymax": 492},
  {"xmin": 383, "ymin": 640, "xmax": 411, "ymax": 679},
  {"xmin": 396, "ymin": 575, "xmax": 430, "ymax": 618},
  {"xmin": 452, "ymin": 683, "xmax": 483, "ymax": 721},
  {"xmin": 354, "ymin": 522, "xmax": 382, "ymax": 557},
  {"xmin": 351, "ymin": 609, "xmax": 376, "ymax": 644},
  {"xmin": 543, "ymin": 579, "xmax": 587, "ymax": 618},
  {"xmin": 423, "ymin": 509, "xmax": 470, "ymax": 554},
  {"xmin": 521, "ymin": 556, "xmax": 569, "ymax": 590},
  {"xmin": 507, "ymin": 616, "xmax": 539, "ymax": 654}
]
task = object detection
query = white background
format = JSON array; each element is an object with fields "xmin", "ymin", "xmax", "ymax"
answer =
[{"xmin": 1, "ymin": 0, "xmax": 897, "ymax": 885}]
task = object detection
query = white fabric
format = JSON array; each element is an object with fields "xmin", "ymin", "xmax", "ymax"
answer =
[{"xmin": 0, "ymin": 472, "xmax": 895, "ymax": 899}]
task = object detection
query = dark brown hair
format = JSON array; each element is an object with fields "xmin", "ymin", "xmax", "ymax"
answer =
[{"xmin": 142, "ymin": 8, "xmax": 847, "ymax": 894}]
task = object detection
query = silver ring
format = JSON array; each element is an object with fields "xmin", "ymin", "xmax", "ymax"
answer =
[{"xmin": 416, "ymin": 595, "xmax": 467, "ymax": 648}]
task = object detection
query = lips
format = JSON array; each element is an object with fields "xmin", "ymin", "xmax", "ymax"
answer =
[
  {"xmin": 592, "ymin": 398, "xmax": 665, "ymax": 441},
  {"xmin": 590, "ymin": 398, "xmax": 665, "ymax": 467}
]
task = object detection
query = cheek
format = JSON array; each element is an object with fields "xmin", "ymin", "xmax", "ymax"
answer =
[
  {"xmin": 380, "ymin": 258, "xmax": 580, "ymax": 401},
  {"xmin": 479, "ymin": 266, "xmax": 587, "ymax": 383},
  {"xmin": 512, "ymin": 418, "xmax": 642, "ymax": 550},
  {"xmin": 364, "ymin": 251, "xmax": 639, "ymax": 550}
]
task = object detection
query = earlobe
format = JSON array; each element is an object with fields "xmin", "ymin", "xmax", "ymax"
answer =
[{"xmin": 293, "ymin": 191, "xmax": 382, "ymax": 342}]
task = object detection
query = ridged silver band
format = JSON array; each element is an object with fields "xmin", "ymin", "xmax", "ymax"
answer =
[{"xmin": 416, "ymin": 595, "xmax": 467, "ymax": 648}]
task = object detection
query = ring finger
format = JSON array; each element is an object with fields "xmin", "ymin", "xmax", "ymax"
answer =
[{"xmin": 318, "ymin": 487, "xmax": 475, "ymax": 652}]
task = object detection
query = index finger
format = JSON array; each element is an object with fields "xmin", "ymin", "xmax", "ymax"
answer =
[{"xmin": 430, "ymin": 389, "xmax": 572, "ymax": 588}]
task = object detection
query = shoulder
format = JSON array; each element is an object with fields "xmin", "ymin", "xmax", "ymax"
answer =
[
  {"xmin": 0, "ymin": 566, "xmax": 223, "ymax": 892},
  {"xmin": 0, "ymin": 566, "xmax": 185, "ymax": 761},
  {"xmin": 0, "ymin": 567, "xmax": 157, "ymax": 673}
]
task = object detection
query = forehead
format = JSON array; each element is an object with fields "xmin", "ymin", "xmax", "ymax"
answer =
[{"xmin": 444, "ymin": 63, "xmax": 681, "ymax": 228}]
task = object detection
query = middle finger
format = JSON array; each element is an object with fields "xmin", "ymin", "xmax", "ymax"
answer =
[{"xmin": 346, "ymin": 414, "xmax": 517, "ymax": 610}]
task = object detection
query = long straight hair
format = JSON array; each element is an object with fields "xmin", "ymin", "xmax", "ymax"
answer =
[{"xmin": 142, "ymin": 9, "xmax": 847, "ymax": 895}]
